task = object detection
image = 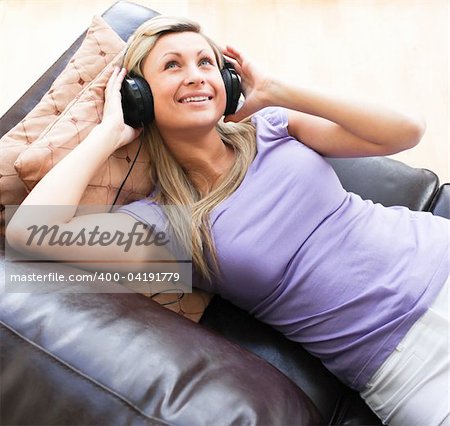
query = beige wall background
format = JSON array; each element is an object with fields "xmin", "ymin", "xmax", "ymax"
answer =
[{"xmin": 0, "ymin": 0, "xmax": 448, "ymax": 182}]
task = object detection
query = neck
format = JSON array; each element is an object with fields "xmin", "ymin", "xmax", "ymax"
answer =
[{"xmin": 160, "ymin": 126, "xmax": 235, "ymax": 195}]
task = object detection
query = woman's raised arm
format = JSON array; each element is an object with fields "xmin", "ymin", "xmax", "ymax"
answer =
[
  {"xmin": 13, "ymin": 66, "xmax": 141, "ymax": 224},
  {"xmin": 5, "ymin": 67, "xmax": 159, "ymax": 273},
  {"xmin": 223, "ymin": 45, "xmax": 425, "ymax": 157}
]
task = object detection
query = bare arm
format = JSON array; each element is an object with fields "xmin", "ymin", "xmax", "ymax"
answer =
[
  {"xmin": 223, "ymin": 46, "xmax": 425, "ymax": 157},
  {"xmin": 15, "ymin": 66, "xmax": 142, "ymax": 223},
  {"xmin": 6, "ymin": 210, "xmax": 175, "ymax": 274},
  {"xmin": 274, "ymin": 82, "xmax": 425, "ymax": 157}
]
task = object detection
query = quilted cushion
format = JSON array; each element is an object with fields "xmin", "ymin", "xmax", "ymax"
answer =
[
  {"xmin": 14, "ymin": 55, "xmax": 152, "ymax": 208},
  {"xmin": 0, "ymin": 15, "xmax": 125, "ymax": 234}
]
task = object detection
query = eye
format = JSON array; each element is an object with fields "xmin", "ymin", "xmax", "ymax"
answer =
[
  {"xmin": 199, "ymin": 57, "xmax": 214, "ymax": 67},
  {"xmin": 164, "ymin": 61, "xmax": 179, "ymax": 70}
]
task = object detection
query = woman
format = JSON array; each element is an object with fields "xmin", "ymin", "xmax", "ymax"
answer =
[{"xmin": 6, "ymin": 16, "xmax": 449, "ymax": 426}]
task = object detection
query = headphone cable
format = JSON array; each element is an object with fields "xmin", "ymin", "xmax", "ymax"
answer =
[{"xmin": 108, "ymin": 126, "xmax": 145, "ymax": 213}]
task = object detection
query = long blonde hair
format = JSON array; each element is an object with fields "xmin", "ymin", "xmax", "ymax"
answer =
[{"xmin": 123, "ymin": 16, "xmax": 256, "ymax": 284}]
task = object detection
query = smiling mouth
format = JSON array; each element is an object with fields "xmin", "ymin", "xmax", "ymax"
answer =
[{"xmin": 179, "ymin": 96, "xmax": 213, "ymax": 104}]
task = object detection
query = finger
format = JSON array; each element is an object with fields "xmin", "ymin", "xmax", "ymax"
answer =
[
  {"xmin": 111, "ymin": 67, "xmax": 127, "ymax": 93},
  {"xmin": 105, "ymin": 66, "xmax": 120, "ymax": 93},
  {"xmin": 105, "ymin": 67, "xmax": 128, "ymax": 102},
  {"xmin": 116, "ymin": 67, "xmax": 127, "ymax": 85},
  {"xmin": 223, "ymin": 45, "xmax": 240, "ymax": 55},
  {"xmin": 113, "ymin": 67, "xmax": 127, "ymax": 85},
  {"xmin": 224, "ymin": 45, "xmax": 244, "ymax": 62},
  {"xmin": 222, "ymin": 54, "xmax": 238, "ymax": 66},
  {"xmin": 224, "ymin": 56, "xmax": 243, "ymax": 75},
  {"xmin": 108, "ymin": 65, "xmax": 120, "ymax": 81}
]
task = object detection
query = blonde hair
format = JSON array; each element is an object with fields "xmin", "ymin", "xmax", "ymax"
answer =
[{"xmin": 123, "ymin": 16, "xmax": 256, "ymax": 284}]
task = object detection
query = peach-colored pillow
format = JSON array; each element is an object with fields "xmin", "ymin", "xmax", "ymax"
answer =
[
  {"xmin": 0, "ymin": 15, "xmax": 125, "ymax": 234},
  {"xmin": 14, "ymin": 55, "xmax": 152, "ymax": 208}
]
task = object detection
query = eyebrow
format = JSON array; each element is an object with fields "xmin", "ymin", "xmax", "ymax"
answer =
[{"xmin": 160, "ymin": 49, "xmax": 209, "ymax": 60}]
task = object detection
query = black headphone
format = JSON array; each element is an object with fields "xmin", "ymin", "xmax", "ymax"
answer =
[{"xmin": 120, "ymin": 60, "xmax": 242, "ymax": 128}]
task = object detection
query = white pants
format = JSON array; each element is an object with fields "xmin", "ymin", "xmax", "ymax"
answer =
[{"xmin": 361, "ymin": 276, "xmax": 450, "ymax": 426}]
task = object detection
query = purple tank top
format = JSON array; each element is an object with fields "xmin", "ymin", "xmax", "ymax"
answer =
[{"xmin": 117, "ymin": 107, "xmax": 449, "ymax": 390}]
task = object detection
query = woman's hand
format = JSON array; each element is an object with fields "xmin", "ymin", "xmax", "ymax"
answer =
[
  {"xmin": 101, "ymin": 66, "xmax": 142, "ymax": 149},
  {"xmin": 222, "ymin": 45, "xmax": 274, "ymax": 123}
]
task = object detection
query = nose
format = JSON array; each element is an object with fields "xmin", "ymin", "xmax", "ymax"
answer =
[{"xmin": 184, "ymin": 64, "xmax": 205, "ymax": 85}]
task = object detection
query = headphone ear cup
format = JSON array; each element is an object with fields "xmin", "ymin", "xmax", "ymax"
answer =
[
  {"xmin": 120, "ymin": 75, "xmax": 154, "ymax": 128},
  {"xmin": 221, "ymin": 62, "xmax": 242, "ymax": 116}
]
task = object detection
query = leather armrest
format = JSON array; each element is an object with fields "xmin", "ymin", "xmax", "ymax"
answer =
[
  {"xmin": 0, "ymin": 257, "xmax": 322, "ymax": 425},
  {"xmin": 326, "ymin": 157, "xmax": 439, "ymax": 211},
  {"xmin": 430, "ymin": 183, "xmax": 450, "ymax": 219}
]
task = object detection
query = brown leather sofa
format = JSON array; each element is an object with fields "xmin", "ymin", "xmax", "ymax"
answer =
[{"xmin": 1, "ymin": 1, "xmax": 449, "ymax": 425}]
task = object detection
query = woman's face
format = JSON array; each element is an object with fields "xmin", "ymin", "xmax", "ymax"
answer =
[{"xmin": 142, "ymin": 31, "xmax": 226, "ymax": 134}]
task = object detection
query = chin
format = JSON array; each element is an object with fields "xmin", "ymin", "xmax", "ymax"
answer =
[{"xmin": 179, "ymin": 118, "xmax": 219, "ymax": 132}]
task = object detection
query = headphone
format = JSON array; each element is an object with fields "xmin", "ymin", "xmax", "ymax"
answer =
[{"xmin": 120, "ymin": 59, "xmax": 242, "ymax": 128}]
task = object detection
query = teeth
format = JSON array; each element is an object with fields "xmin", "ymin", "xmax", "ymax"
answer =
[{"xmin": 181, "ymin": 96, "xmax": 210, "ymax": 103}]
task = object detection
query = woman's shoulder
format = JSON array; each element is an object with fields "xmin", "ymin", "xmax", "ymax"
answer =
[
  {"xmin": 113, "ymin": 186, "xmax": 164, "ymax": 225},
  {"xmin": 251, "ymin": 106, "xmax": 289, "ymax": 140},
  {"xmin": 252, "ymin": 106, "xmax": 288, "ymax": 125}
]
